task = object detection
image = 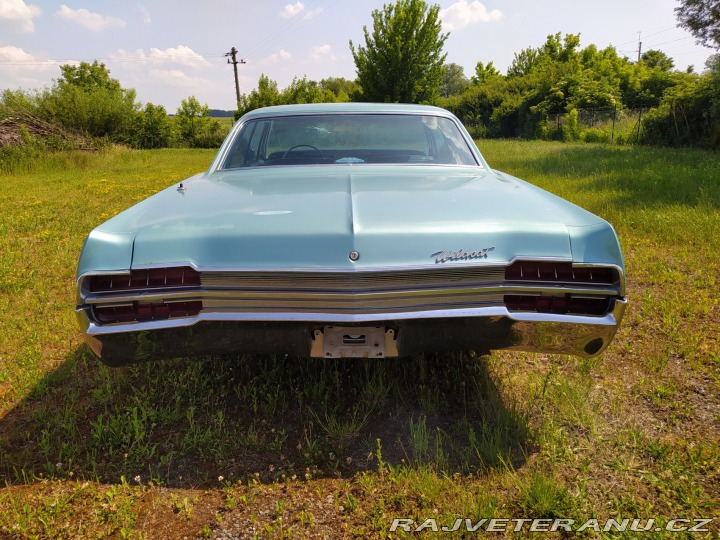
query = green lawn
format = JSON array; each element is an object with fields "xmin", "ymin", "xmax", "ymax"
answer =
[{"xmin": 0, "ymin": 142, "xmax": 718, "ymax": 538}]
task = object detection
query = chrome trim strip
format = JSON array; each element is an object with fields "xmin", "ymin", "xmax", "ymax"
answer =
[
  {"xmin": 200, "ymin": 267, "xmax": 507, "ymax": 285},
  {"xmin": 80, "ymin": 300, "xmax": 626, "ymax": 336},
  {"xmin": 219, "ymin": 163, "xmax": 483, "ymax": 171},
  {"xmin": 126, "ymin": 256, "xmax": 574, "ymax": 273},
  {"xmin": 81, "ymin": 283, "xmax": 622, "ymax": 306}
]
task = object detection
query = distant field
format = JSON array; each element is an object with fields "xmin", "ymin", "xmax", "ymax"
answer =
[
  {"xmin": 0, "ymin": 142, "xmax": 718, "ymax": 538},
  {"xmin": 213, "ymin": 116, "xmax": 235, "ymax": 129}
]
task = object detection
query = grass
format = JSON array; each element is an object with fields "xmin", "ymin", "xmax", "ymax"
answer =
[{"xmin": 0, "ymin": 141, "xmax": 718, "ymax": 538}]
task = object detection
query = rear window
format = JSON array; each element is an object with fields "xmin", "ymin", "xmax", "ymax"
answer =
[{"xmin": 220, "ymin": 113, "xmax": 478, "ymax": 169}]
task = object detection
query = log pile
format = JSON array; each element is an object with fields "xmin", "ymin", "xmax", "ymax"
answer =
[{"xmin": 0, "ymin": 104, "xmax": 90, "ymax": 149}]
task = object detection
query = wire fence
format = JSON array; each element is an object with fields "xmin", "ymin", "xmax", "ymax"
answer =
[{"xmin": 547, "ymin": 107, "xmax": 648, "ymax": 142}]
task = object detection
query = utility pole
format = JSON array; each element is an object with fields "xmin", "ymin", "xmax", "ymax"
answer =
[
  {"xmin": 224, "ymin": 47, "xmax": 246, "ymax": 108},
  {"xmin": 635, "ymin": 30, "xmax": 644, "ymax": 142}
]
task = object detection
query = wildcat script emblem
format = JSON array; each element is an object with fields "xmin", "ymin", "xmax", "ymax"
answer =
[{"xmin": 431, "ymin": 247, "xmax": 495, "ymax": 263}]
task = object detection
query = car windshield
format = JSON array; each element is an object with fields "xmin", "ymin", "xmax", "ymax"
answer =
[{"xmin": 219, "ymin": 113, "xmax": 478, "ymax": 169}]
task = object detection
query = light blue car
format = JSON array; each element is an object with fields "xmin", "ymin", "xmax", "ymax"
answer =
[{"xmin": 76, "ymin": 103, "xmax": 626, "ymax": 366}]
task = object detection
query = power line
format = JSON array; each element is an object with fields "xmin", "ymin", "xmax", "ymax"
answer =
[
  {"xmin": 0, "ymin": 51, "xmax": 226, "ymax": 66},
  {"xmin": 613, "ymin": 25, "xmax": 677, "ymax": 48},
  {"xmin": 240, "ymin": 0, "xmax": 327, "ymax": 60},
  {"xmin": 643, "ymin": 36, "xmax": 693, "ymax": 48},
  {"xmin": 669, "ymin": 50, "xmax": 713, "ymax": 57},
  {"xmin": 239, "ymin": 0, "xmax": 341, "ymax": 62}
]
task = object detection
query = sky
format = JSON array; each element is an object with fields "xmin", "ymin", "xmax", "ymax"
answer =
[{"xmin": 0, "ymin": 0, "xmax": 715, "ymax": 112}]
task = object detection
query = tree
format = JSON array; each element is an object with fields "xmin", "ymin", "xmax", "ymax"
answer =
[
  {"xmin": 641, "ymin": 68, "xmax": 719, "ymax": 147},
  {"xmin": 349, "ymin": 0, "xmax": 448, "ymax": 103},
  {"xmin": 439, "ymin": 75, "xmax": 507, "ymax": 135},
  {"xmin": 542, "ymin": 32, "xmax": 581, "ymax": 62},
  {"xmin": 508, "ymin": 33, "xmax": 581, "ymax": 78},
  {"xmin": 45, "ymin": 61, "xmax": 138, "ymax": 140},
  {"xmin": 132, "ymin": 103, "xmax": 172, "ymax": 149},
  {"xmin": 675, "ymin": 0, "xmax": 720, "ymax": 49},
  {"xmin": 319, "ymin": 77, "xmax": 360, "ymax": 101},
  {"xmin": 236, "ymin": 74, "xmax": 282, "ymax": 117},
  {"xmin": 507, "ymin": 47, "xmax": 540, "ymax": 77},
  {"xmin": 283, "ymin": 76, "xmax": 336, "ymax": 105},
  {"xmin": 175, "ymin": 96, "xmax": 223, "ymax": 148},
  {"xmin": 641, "ymin": 50, "xmax": 675, "ymax": 71},
  {"xmin": 472, "ymin": 61, "xmax": 501, "ymax": 84},
  {"xmin": 440, "ymin": 63, "xmax": 470, "ymax": 97},
  {"xmin": 237, "ymin": 75, "xmax": 341, "ymax": 118},
  {"xmin": 707, "ymin": 52, "xmax": 720, "ymax": 78},
  {"xmin": 58, "ymin": 61, "xmax": 122, "ymax": 92}
]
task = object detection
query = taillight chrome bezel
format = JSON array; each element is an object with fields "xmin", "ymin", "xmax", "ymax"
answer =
[
  {"xmin": 502, "ymin": 260, "xmax": 622, "ymax": 316},
  {"xmin": 504, "ymin": 260, "xmax": 619, "ymax": 285},
  {"xmin": 78, "ymin": 266, "xmax": 204, "ymax": 325},
  {"xmin": 87, "ymin": 266, "xmax": 201, "ymax": 293}
]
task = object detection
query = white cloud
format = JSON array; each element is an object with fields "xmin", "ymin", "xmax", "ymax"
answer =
[
  {"xmin": 55, "ymin": 4, "xmax": 126, "ymax": 32},
  {"xmin": 279, "ymin": 1, "xmax": 304, "ymax": 18},
  {"xmin": 138, "ymin": 5, "xmax": 151, "ymax": 25},
  {"xmin": 0, "ymin": 46, "xmax": 61, "ymax": 89},
  {"xmin": 264, "ymin": 49, "xmax": 292, "ymax": 64},
  {"xmin": 439, "ymin": 0, "xmax": 501, "ymax": 31},
  {"xmin": 311, "ymin": 44, "xmax": 336, "ymax": 61},
  {"xmin": 110, "ymin": 66, "xmax": 209, "ymax": 99},
  {"xmin": 0, "ymin": 44, "xmax": 58, "ymax": 68},
  {"xmin": 279, "ymin": 1, "xmax": 322, "ymax": 20},
  {"xmin": 0, "ymin": 44, "xmax": 34, "ymax": 63},
  {"xmin": 114, "ymin": 45, "xmax": 209, "ymax": 68},
  {"xmin": 0, "ymin": 0, "xmax": 42, "ymax": 32},
  {"xmin": 147, "ymin": 68, "xmax": 206, "ymax": 88},
  {"xmin": 108, "ymin": 46, "xmax": 212, "ymax": 105},
  {"xmin": 147, "ymin": 45, "xmax": 209, "ymax": 67}
]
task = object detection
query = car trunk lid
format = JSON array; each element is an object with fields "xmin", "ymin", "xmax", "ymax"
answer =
[{"xmin": 128, "ymin": 166, "xmax": 584, "ymax": 269}]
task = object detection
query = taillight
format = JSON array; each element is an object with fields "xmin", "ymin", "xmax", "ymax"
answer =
[
  {"xmin": 504, "ymin": 294, "xmax": 612, "ymax": 315},
  {"xmin": 88, "ymin": 267, "xmax": 200, "ymax": 292},
  {"xmin": 505, "ymin": 262, "xmax": 616, "ymax": 284},
  {"xmin": 94, "ymin": 301, "xmax": 202, "ymax": 324}
]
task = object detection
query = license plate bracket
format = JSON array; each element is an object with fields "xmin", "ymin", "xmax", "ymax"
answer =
[{"xmin": 311, "ymin": 326, "xmax": 396, "ymax": 358}]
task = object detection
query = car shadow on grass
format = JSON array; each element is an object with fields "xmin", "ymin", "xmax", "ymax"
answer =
[{"xmin": 0, "ymin": 346, "xmax": 531, "ymax": 488}]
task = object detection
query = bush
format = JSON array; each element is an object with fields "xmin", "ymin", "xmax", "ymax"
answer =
[
  {"xmin": 131, "ymin": 103, "xmax": 172, "ymax": 149},
  {"xmin": 174, "ymin": 96, "xmax": 228, "ymax": 148},
  {"xmin": 581, "ymin": 127, "xmax": 610, "ymax": 143},
  {"xmin": 466, "ymin": 124, "xmax": 487, "ymax": 139},
  {"xmin": 562, "ymin": 108, "xmax": 580, "ymax": 141},
  {"xmin": 0, "ymin": 126, "xmax": 81, "ymax": 174}
]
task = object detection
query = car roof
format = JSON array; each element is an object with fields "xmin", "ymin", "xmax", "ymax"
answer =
[{"xmin": 239, "ymin": 102, "xmax": 455, "ymax": 120}]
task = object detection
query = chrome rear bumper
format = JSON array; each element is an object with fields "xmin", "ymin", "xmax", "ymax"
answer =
[{"xmin": 76, "ymin": 299, "xmax": 627, "ymax": 366}]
